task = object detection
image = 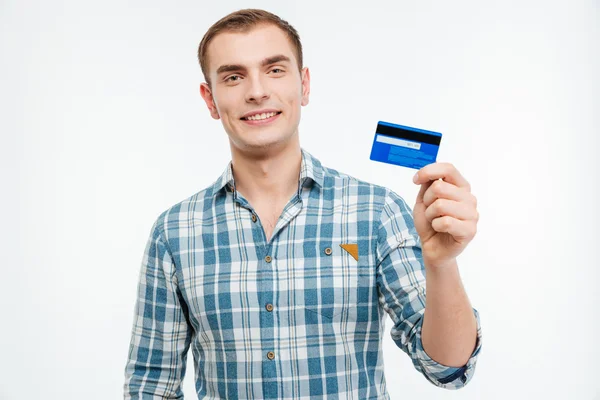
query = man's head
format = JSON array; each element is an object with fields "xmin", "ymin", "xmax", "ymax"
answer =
[{"xmin": 198, "ymin": 9, "xmax": 310, "ymax": 154}]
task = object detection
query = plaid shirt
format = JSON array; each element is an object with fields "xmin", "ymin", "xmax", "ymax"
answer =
[{"xmin": 124, "ymin": 149, "xmax": 482, "ymax": 399}]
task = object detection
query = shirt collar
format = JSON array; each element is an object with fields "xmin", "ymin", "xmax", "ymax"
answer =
[{"xmin": 211, "ymin": 148, "xmax": 324, "ymax": 197}]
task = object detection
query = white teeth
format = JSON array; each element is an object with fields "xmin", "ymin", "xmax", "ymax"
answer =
[{"xmin": 246, "ymin": 112, "xmax": 278, "ymax": 121}]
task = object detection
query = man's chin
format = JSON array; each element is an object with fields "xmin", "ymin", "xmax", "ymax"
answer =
[{"xmin": 230, "ymin": 135, "xmax": 292, "ymax": 154}]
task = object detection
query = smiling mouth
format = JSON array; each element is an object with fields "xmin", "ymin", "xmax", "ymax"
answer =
[{"xmin": 241, "ymin": 111, "xmax": 282, "ymax": 121}]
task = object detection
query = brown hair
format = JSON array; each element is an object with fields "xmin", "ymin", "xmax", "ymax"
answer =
[{"xmin": 197, "ymin": 9, "xmax": 303, "ymax": 87}]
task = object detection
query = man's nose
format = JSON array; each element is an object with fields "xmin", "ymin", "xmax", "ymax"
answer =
[{"xmin": 245, "ymin": 75, "xmax": 269, "ymax": 103}]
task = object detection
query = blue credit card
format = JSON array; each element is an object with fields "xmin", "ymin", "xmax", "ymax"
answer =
[{"xmin": 369, "ymin": 121, "xmax": 442, "ymax": 170}]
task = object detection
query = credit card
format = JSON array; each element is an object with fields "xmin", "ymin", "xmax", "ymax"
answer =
[{"xmin": 369, "ymin": 121, "xmax": 442, "ymax": 170}]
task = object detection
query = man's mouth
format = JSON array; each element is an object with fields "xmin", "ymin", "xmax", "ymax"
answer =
[{"xmin": 241, "ymin": 111, "xmax": 282, "ymax": 121}]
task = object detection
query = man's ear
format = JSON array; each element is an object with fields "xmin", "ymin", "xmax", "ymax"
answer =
[
  {"xmin": 300, "ymin": 67, "xmax": 310, "ymax": 107},
  {"xmin": 199, "ymin": 82, "xmax": 220, "ymax": 120}
]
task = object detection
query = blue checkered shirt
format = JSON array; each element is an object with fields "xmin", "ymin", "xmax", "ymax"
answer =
[{"xmin": 124, "ymin": 149, "xmax": 482, "ymax": 399}]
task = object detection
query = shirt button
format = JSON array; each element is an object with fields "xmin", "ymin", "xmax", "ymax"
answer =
[
  {"xmin": 265, "ymin": 255, "xmax": 272, "ymax": 263},
  {"xmin": 324, "ymin": 247, "xmax": 332, "ymax": 255},
  {"xmin": 265, "ymin": 303, "xmax": 274, "ymax": 312},
  {"xmin": 267, "ymin": 351, "xmax": 275, "ymax": 360},
  {"xmin": 251, "ymin": 214, "xmax": 257, "ymax": 222}
]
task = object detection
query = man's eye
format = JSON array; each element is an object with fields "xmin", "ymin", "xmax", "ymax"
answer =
[
  {"xmin": 225, "ymin": 75, "xmax": 241, "ymax": 82},
  {"xmin": 270, "ymin": 68, "xmax": 284, "ymax": 74}
]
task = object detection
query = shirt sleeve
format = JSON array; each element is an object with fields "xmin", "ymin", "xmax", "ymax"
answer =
[
  {"xmin": 124, "ymin": 218, "xmax": 194, "ymax": 399},
  {"xmin": 375, "ymin": 190, "xmax": 483, "ymax": 390}
]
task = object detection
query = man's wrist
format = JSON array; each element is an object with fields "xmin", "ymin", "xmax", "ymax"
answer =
[{"xmin": 423, "ymin": 257, "xmax": 459, "ymax": 275}]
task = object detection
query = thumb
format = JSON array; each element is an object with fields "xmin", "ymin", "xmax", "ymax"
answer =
[{"xmin": 415, "ymin": 180, "xmax": 433, "ymax": 205}]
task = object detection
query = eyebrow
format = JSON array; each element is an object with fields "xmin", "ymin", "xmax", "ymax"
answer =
[{"xmin": 216, "ymin": 54, "xmax": 292, "ymax": 75}]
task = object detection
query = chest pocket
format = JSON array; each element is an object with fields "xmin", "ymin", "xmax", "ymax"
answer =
[{"xmin": 304, "ymin": 244, "xmax": 361, "ymax": 320}]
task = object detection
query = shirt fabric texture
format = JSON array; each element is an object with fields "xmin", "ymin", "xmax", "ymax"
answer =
[{"xmin": 124, "ymin": 148, "xmax": 483, "ymax": 399}]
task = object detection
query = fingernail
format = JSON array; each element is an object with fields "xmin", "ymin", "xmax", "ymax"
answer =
[{"xmin": 413, "ymin": 172, "xmax": 419, "ymax": 183}]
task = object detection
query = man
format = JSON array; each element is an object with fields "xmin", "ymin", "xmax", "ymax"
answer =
[{"xmin": 124, "ymin": 8, "xmax": 482, "ymax": 399}]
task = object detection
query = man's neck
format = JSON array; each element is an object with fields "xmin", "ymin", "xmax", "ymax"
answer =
[{"xmin": 229, "ymin": 140, "xmax": 302, "ymax": 205}]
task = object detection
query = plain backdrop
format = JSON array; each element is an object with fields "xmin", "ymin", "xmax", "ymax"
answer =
[{"xmin": 1, "ymin": 0, "xmax": 598, "ymax": 399}]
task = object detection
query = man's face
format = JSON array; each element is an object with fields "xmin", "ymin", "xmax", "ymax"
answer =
[{"xmin": 200, "ymin": 24, "xmax": 310, "ymax": 153}]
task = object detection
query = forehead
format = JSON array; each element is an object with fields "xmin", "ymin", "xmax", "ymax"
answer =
[{"xmin": 207, "ymin": 24, "xmax": 297, "ymax": 73}]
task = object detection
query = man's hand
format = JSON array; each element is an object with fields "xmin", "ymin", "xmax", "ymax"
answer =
[{"xmin": 412, "ymin": 162, "xmax": 479, "ymax": 269}]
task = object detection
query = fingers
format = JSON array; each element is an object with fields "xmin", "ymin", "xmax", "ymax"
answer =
[
  {"xmin": 422, "ymin": 179, "xmax": 478, "ymax": 208},
  {"xmin": 413, "ymin": 162, "xmax": 479, "ymax": 243},
  {"xmin": 431, "ymin": 216, "xmax": 477, "ymax": 240},
  {"xmin": 424, "ymin": 198, "xmax": 479, "ymax": 222},
  {"xmin": 414, "ymin": 162, "xmax": 471, "ymax": 192}
]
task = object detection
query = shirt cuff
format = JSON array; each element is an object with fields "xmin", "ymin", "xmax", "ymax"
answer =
[{"xmin": 414, "ymin": 307, "xmax": 483, "ymax": 389}]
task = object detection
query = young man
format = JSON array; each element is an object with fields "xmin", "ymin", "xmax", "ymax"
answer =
[{"xmin": 124, "ymin": 9, "xmax": 482, "ymax": 399}]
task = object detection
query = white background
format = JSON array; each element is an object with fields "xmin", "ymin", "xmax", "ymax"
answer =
[{"xmin": 1, "ymin": 0, "xmax": 598, "ymax": 399}]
